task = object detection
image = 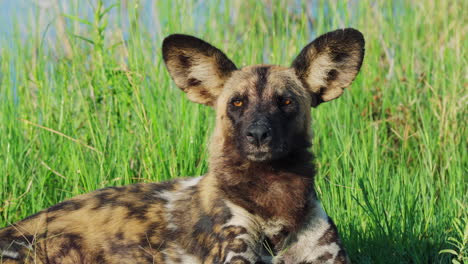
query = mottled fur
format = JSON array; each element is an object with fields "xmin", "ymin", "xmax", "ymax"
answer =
[{"xmin": 0, "ymin": 28, "xmax": 365, "ymax": 264}]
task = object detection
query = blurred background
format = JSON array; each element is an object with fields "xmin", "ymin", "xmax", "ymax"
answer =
[{"xmin": 0, "ymin": 0, "xmax": 466, "ymax": 263}]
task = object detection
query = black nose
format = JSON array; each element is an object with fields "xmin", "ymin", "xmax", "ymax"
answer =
[{"xmin": 246, "ymin": 125, "xmax": 271, "ymax": 146}]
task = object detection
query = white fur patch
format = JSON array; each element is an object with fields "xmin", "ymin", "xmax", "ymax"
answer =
[
  {"xmin": 281, "ymin": 201, "xmax": 341, "ymax": 263},
  {"xmin": 223, "ymin": 201, "xmax": 270, "ymax": 260},
  {"xmin": 164, "ymin": 245, "xmax": 201, "ymax": 264},
  {"xmin": 0, "ymin": 240, "xmax": 33, "ymax": 260},
  {"xmin": 223, "ymin": 201, "xmax": 260, "ymax": 241},
  {"xmin": 178, "ymin": 176, "xmax": 202, "ymax": 189},
  {"xmin": 262, "ymin": 219, "xmax": 287, "ymax": 239},
  {"xmin": 1, "ymin": 249, "xmax": 19, "ymax": 259},
  {"xmin": 157, "ymin": 177, "xmax": 202, "ymax": 230}
]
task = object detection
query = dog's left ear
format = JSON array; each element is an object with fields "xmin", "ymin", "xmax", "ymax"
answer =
[
  {"xmin": 162, "ymin": 34, "xmax": 237, "ymax": 106},
  {"xmin": 292, "ymin": 28, "xmax": 365, "ymax": 107}
]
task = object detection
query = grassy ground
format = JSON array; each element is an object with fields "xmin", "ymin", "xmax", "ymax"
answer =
[{"xmin": 0, "ymin": 0, "xmax": 466, "ymax": 263}]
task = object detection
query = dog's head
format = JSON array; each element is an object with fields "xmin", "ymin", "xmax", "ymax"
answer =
[{"xmin": 162, "ymin": 29, "xmax": 364, "ymax": 163}]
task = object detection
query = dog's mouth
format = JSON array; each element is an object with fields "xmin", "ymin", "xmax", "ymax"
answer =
[
  {"xmin": 244, "ymin": 145, "xmax": 289, "ymax": 162},
  {"xmin": 246, "ymin": 151, "xmax": 273, "ymax": 162}
]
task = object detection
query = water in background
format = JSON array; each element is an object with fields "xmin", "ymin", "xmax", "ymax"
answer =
[
  {"xmin": 0, "ymin": 0, "xmax": 368, "ymax": 103},
  {"xmin": 0, "ymin": 0, "xmax": 352, "ymax": 49},
  {"xmin": 1, "ymin": 0, "xmax": 158, "ymax": 47}
]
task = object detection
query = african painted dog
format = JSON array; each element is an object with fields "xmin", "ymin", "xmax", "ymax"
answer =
[{"xmin": 0, "ymin": 28, "xmax": 365, "ymax": 263}]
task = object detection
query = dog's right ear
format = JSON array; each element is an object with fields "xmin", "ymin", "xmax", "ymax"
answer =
[
  {"xmin": 162, "ymin": 34, "xmax": 237, "ymax": 106},
  {"xmin": 291, "ymin": 28, "xmax": 365, "ymax": 107}
]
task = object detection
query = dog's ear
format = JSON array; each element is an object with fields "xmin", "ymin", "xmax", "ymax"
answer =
[
  {"xmin": 291, "ymin": 28, "xmax": 365, "ymax": 107},
  {"xmin": 162, "ymin": 34, "xmax": 237, "ymax": 106}
]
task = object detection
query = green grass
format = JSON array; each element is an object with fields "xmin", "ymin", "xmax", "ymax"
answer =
[{"xmin": 0, "ymin": 0, "xmax": 466, "ymax": 262}]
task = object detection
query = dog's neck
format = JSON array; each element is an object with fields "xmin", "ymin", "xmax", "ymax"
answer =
[
  {"xmin": 207, "ymin": 137, "xmax": 316, "ymax": 231},
  {"xmin": 210, "ymin": 147, "xmax": 316, "ymax": 182}
]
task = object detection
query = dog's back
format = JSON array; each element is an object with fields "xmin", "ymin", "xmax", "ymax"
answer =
[{"xmin": 0, "ymin": 179, "xmax": 192, "ymax": 263}]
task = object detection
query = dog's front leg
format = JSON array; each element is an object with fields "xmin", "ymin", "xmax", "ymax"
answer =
[
  {"xmin": 276, "ymin": 202, "xmax": 349, "ymax": 264},
  {"xmin": 218, "ymin": 224, "xmax": 269, "ymax": 264}
]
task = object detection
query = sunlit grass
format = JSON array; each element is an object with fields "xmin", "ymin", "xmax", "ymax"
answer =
[{"xmin": 0, "ymin": 0, "xmax": 466, "ymax": 262}]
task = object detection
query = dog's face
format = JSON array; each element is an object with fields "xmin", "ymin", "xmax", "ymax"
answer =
[
  {"xmin": 217, "ymin": 66, "xmax": 310, "ymax": 162},
  {"xmin": 162, "ymin": 29, "xmax": 365, "ymax": 162}
]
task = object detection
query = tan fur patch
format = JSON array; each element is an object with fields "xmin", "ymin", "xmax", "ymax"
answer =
[{"xmin": 292, "ymin": 28, "xmax": 365, "ymax": 103}]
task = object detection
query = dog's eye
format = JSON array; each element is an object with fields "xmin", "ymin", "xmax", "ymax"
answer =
[
  {"xmin": 280, "ymin": 98, "xmax": 292, "ymax": 106},
  {"xmin": 232, "ymin": 100, "xmax": 243, "ymax": 107}
]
